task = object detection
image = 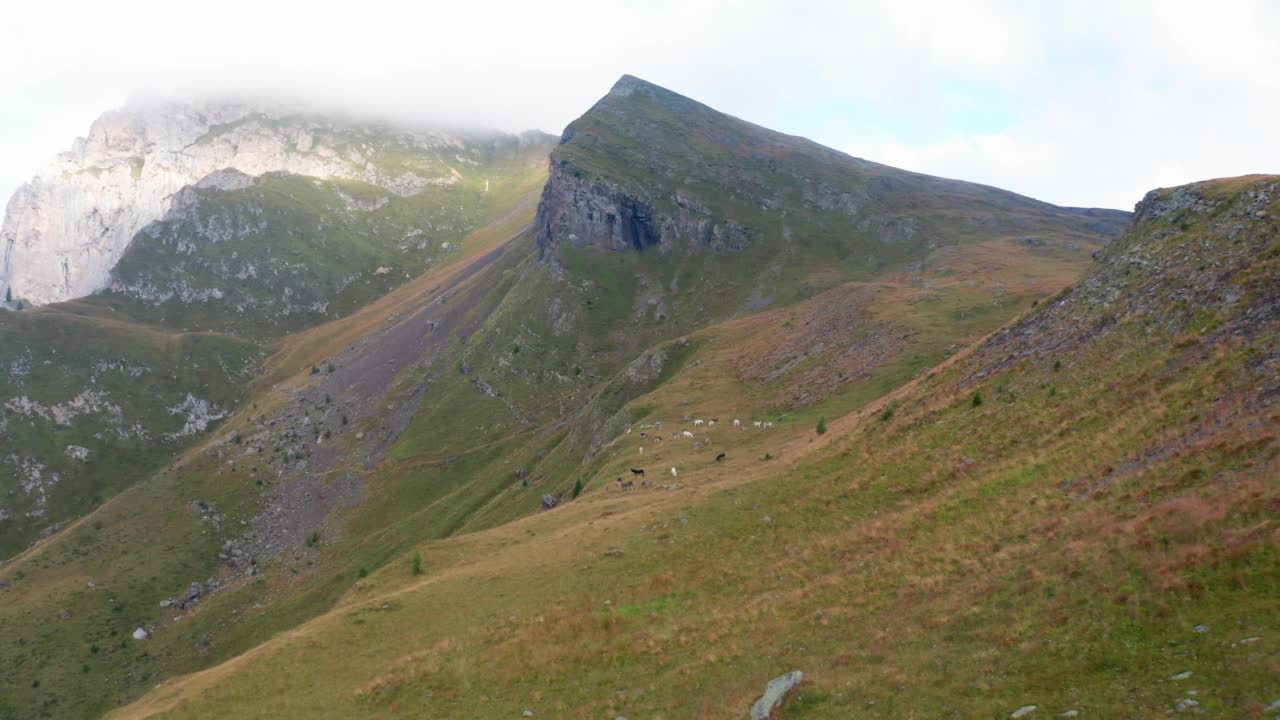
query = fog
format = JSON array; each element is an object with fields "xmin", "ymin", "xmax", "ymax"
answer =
[{"xmin": 3, "ymin": 0, "xmax": 1278, "ymax": 209}]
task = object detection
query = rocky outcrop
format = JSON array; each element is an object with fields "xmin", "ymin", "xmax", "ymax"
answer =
[
  {"xmin": 749, "ymin": 671, "xmax": 804, "ymax": 720},
  {"xmin": 534, "ymin": 160, "xmax": 752, "ymax": 259},
  {"xmin": 0, "ymin": 99, "xmax": 472, "ymax": 306}
]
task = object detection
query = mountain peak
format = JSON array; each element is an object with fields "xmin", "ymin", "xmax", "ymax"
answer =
[{"xmin": 596, "ymin": 74, "xmax": 709, "ymax": 115}]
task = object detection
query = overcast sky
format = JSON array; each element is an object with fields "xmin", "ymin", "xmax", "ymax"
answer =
[{"xmin": 2, "ymin": 0, "xmax": 1277, "ymax": 210}]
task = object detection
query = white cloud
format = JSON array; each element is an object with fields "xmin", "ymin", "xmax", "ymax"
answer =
[{"xmin": 1, "ymin": 0, "xmax": 1277, "ymax": 209}]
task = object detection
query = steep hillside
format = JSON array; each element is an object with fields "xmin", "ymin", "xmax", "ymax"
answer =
[
  {"xmin": 0, "ymin": 305, "xmax": 260, "ymax": 558},
  {"xmin": 0, "ymin": 77, "xmax": 1132, "ymax": 720},
  {"xmin": 105, "ymin": 176, "xmax": 1278, "ymax": 719}
]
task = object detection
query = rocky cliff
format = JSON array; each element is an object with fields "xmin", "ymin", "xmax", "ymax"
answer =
[{"xmin": 0, "ymin": 99, "xmax": 523, "ymax": 306}]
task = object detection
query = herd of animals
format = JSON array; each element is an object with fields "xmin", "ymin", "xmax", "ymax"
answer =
[{"xmin": 612, "ymin": 417, "xmax": 779, "ymax": 491}]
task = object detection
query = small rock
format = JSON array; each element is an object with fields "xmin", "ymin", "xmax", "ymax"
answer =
[
  {"xmin": 750, "ymin": 671, "xmax": 803, "ymax": 720},
  {"xmin": 58, "ymin": 608, "xmax": 72, "ymax": 620},
  {"xmin": 521, "ymin": 710, "xmax": 533, "ymax": 718},
  {"xmin": 132, "ymin": 628, "xmax": 149, "ymax": 640},
  {"xmin": 1170, "ymin": 671, "xmax": 1192, "ymax": 680},
  {"xmin": 1175, "ymin": 698, "xmax": 1199, "ymax": 712},
  {"xmin": 1193, "ymin": 624, "xmax": 1208, "ymax": 633},
  {"xmin": 1059, "ymin": 711, "xmax": 1079, "ymax": 718},
  {"xmin": 540, "ymin": 494, "xmax": 559, "ymax": 511},
  {"xmin": 1011, "ymin": 706, "xmax": 1037, "ymax": 718},
  {"xmin": 1262, "ymin": 699, "xmax": 1280, "ymax": 714}
]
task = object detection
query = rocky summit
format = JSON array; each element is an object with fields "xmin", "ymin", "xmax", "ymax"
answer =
[{"xmin": 0, "ymin": 75, "xmax": 1275, "ymax": 720}]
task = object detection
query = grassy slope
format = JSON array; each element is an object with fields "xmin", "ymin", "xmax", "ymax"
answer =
[
  {"xmin": 108, "ymin": 177, "xmax": 1278, "ymax": 719},
  {"xmin": 0, "ymin": 187, "xmax": 1108, "ymax": 720},
  {"xmin": 0, "ymin": 182, "xmax": 552, "ymax": 720},
  {"xmin": 0, "ymin": 304, "xmax": 262, "ymax": 558}
]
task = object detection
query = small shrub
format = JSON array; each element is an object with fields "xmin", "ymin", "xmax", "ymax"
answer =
[
  {"xmin": 411, "ymin": 553, "xmax": 423, "ymax": 576},
  {"xmin": 357, "ymin": 568, "xmax": 368, "ymax": 579},
  {"xmin": 763, "ymin": 453, "xmax": 774, "ymax": 461},
  {"xmin": 880, "ymin": 405, "xmax": 895, "ymax": 422},
  {"xmin": 1053, "ymin": 359, "xmax": 1062, "ymax": 372},
  {"xmin": 310, "ymin": 366, "xmax": 319, "ymax": 375},
  {"xmin": 327, "ymin": 364, "xmax": 335, "ymax": 373},
  {"xmin": 305, "ymin": 531, "xmax": 320, "ymax": 548},
  {"xmin": 511, "ymin": 344, "xmax": 520, "ymax": 354},
  {"xmin": 323, "ymin": 429, "xmax": 331, "ymax": 439},
  {"xmin": 341, "ymin": 415, "xmax": 348, "ymax": 425},
  {"xmin": 971, "ymin": 392, "xmax": 983, "ymax": 407},
  {"xmin": 816, "ymin": 416, "xmax": 827, "ymax": 435},
  {"xmin": 232, "ymin": 433, "xmax": 242, "ymax": 445}
]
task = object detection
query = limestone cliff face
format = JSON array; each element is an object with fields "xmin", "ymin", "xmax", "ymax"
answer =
[{"xmin": 0, "ymin": 100, "xmax": 468, "ymax": 306}]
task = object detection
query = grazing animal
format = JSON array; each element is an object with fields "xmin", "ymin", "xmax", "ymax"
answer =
[
  {"xmin": 733, "ymin": 419, "xmax": 741, "ymax": 428},
  {"xmin": 753, "ymin": 421, "xmax": 762, "ymax": 428},
  {"xmin": 715, "ymin": 452, "xmax": 726, "ymax": 462},
  {"xmin": 670, "ymin": 467, "xmax": 678, "ymax": 477},
  {"xmin": 630, "ymin": 468, "xmax": 645, "ymax": 477},
  {"xmin": 640, "ymin": 432, "xmax": 648, "ymax": 438},
  {"xmin": 621, "ymin": 480, "xmax": 635, "ymax": 491},
  {"xmin": 682, "ymin": 430, "xmax": 694, "ymax": 439},
  {"xmin": 708, "ymin": 419, "xmax": 716, "ymax": 426},
  {"xmin": 672, "ymin": 432, "xmax": 681, "ymax": 440},
  {"xmin": 693, "ymin": 419, "xmax": 705, "ymax": 427},
  {"xmin": 764, "ymin": 421, "xmax": 775, "ymax": 429},
  {"xmin": 639, "ymin": 447, "xmax": 644, "ymax": 455},
  {"xmin": 653, "ymin": 436, "xmax": 663, "ymax": 444},
  {"xmin": 626, "ymin": 427, "xmax": 632, "ymax": 434}
]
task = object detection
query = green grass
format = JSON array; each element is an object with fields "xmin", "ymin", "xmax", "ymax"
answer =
[{"xmin": 0, "ymin": 304, "xmax": 261, "ymax": 557}]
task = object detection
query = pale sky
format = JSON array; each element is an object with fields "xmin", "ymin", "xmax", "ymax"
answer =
[{"xmin": 2, "ymin": 0, "xmax": 1278, "ymax": 210}]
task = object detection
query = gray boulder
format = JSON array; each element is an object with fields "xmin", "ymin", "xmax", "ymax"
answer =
[{"xmin": 749, "ymin": 671, "xmax": 803, "ymax": 720}]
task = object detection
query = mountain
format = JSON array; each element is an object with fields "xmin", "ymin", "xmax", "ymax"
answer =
[
  {"xmin": 0, "ymin": 76, "xmax": 1144, "ymax": 719},
  {"xmin": 107, "ymin": 174, "xmax": 1280, "ymax": 720},
  {"xmin": 0, "ymin": 99, "xmax": 553, "ymax": 308},
  {"xmin": 0, "ymin": 106, "xmax": 554, "ymax": 555}
]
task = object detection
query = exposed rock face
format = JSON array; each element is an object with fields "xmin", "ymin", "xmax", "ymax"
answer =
[
  {"xmin": 535, "ymin": 161, "xmax": 751, "ymax": 258},
  {"xmin": 0, "ymin": 99, "xmax": 470, "ymax": 306}
]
